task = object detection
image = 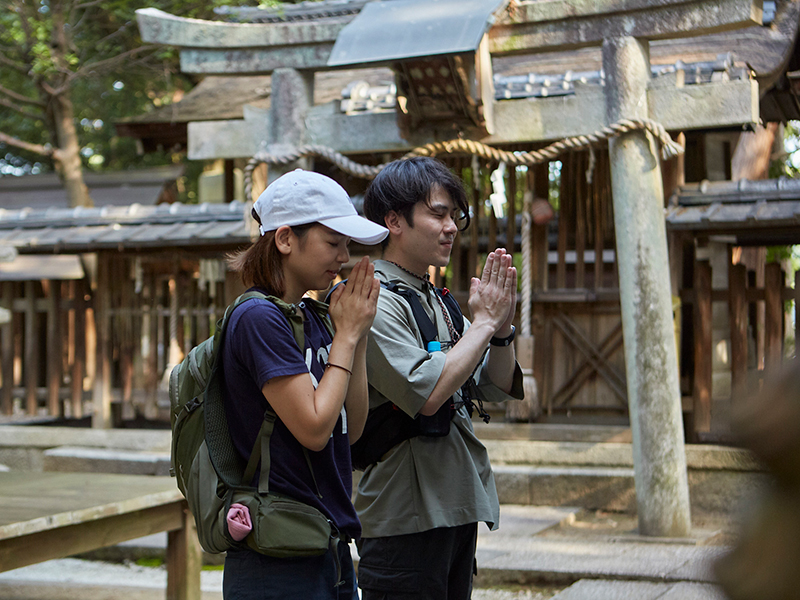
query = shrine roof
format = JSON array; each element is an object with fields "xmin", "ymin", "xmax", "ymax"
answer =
[
  {"xmin": 666, "ymin": 177, "xmax": 800, "ymax": 244},
  {"xmin": 0, "ymin": 202, "xmax": 253, "ymax": 254}
]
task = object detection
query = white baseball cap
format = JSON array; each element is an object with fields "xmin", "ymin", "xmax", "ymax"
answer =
[{"xmin": 253, "ymin": 169, "xmax": 388, "ymax": 245}]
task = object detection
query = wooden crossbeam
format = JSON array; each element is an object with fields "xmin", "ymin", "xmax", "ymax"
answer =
[
  {"xmin": 552, "ymin": 314, "xmax": 628, "ymax": 403},
  {"xmin": 136, "ymin": 8, "xmax": 344, "ymax": 48},
  {"xmin": 490, "ymin": 0, "xmax": 762, "ymax": 55},
  {"xmin": 188, "ymin": 77, "xmax": 757, "ymax": 159},
  {"xmin": 550, "ymin": 321, "xmax": 625, "ymax": 408}
]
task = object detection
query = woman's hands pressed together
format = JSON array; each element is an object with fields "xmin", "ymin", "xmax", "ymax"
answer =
[{"xmin": 328, "ymin": 256, "xmax": 380, "ymax": 344}]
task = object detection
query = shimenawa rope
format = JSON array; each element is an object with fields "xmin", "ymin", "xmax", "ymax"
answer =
[{"xmin": 243, "ymin": 117, "xmax": 683, "ymax": 200}]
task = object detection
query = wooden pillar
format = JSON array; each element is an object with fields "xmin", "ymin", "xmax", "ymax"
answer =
[
  {"xmin": 166, "ymin": 505, "xmax": 202, "ymax": 600},
  {"xmin": 556, "ymin": 154, "xmax": 569, "ymax": 289},
  {"xmin": 24, "ymin": 281, "xmax": 38, "ymax": 415},
  {"xmin": 120, "ymin": 264, "xmax": 135, "ymax": 420},
  {"xmin": 764, "ymin": 262, "xmax": 783, "ymax": 374},
  {"xmin": 224, "ymin": 159, "xmax": 236, "ymax": 203},
  {"xmin": 197, "ymin": 277, "xmax": 210, "ymax": 342},
  {"xmin": 729, "ymin": 264, "xmax": 748, "ymax": 403},
  {"xmin": 146, "ymin": 273, "xmax": 160, "ymax": 420},
  {"xmin": 1, "ymin": 282, "xmax": 13, "ymax": 415},
  {"xmin": 578, "ymin": 153, "xmax": 589, "ymax": 289},
  {"xmin": 693, "ymin": 260, "xmax": 713, "ymax": 436},
  {"xmin": 604, "ymin": 35, "xmax": 691, "ymax": 536},
  {"xmin": 593, "ymin": 156, "xmax": 604, "ymax": 290},
  {"xmin": 46, "ymin": 280, "xmax": 62, "ymax": 417},
  {"xmin": 71, "ymin": 279, "xmax": 86, "ymax": 418},
  {"xmin": 92, "ymin": 253, "xmax": 112, "ymax": 429},
  {"xmin": 506, "ymin": 165, "xmax": 517, "ymax": 252},
  {"xmin": 469, "ymin": 160, "xmax": 481, "ymax": 279}
]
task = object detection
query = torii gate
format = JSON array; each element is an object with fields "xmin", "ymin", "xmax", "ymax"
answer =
[{"xmin": 138, "ymin": 0, "xmax": 762, "ymax": 537}]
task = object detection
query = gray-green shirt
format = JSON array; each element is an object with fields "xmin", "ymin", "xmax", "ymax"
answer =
[{"xmin": 355, "ymin": 260, "xmax": 524, "ymax": 538}]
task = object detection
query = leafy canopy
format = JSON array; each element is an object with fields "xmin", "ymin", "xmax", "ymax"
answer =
[{"xmin": 0, "ymin": 0, "xmax": 265, "ymax": 178}]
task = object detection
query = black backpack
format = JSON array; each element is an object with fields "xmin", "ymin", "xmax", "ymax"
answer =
[{"xmin": 329, "ymin": 280, "xmax": 487, "ymax": 470}]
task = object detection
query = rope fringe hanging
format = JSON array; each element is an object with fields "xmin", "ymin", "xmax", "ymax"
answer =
[{"xmin": 243, "ymin": 117, "xmax": 683, "ymax": 199}]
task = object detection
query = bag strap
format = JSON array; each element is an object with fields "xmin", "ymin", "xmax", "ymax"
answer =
[
  {"xmin": 241, "ymin": 410, "xmax": 322, "ymax": 498},
  {"xmin": 204, "ymin": 291, "xmax": 274, "ymax": 488},
  {"xmin": 383, "ymin": 281, "xmax": 465, "ymax": 346},
  {"xmin": 232, "ymin": 292, "xmax": 329, "ymax": 498}
]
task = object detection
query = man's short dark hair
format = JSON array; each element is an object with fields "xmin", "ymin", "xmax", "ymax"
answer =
[{"xmin": 363, "ymin": 157, "xmax": 470, "ymax": 243}]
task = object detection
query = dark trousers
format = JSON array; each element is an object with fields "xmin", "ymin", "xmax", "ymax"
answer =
[
  {"xmin": 357, "ymin": 523, "xmax": 478, "ymax": 600},
  {"xmin": 223, "ymin": 540, "xmax": 358, "ymax": 600}
]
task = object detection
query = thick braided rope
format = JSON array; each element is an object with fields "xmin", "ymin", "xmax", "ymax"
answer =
[
  {"xmin": 243, "ymin": 117, "xmax": 682, "ymax": 198},
  {"xmin": 243, "ymin": 145, "xmax": 383, "ymax": 199}
]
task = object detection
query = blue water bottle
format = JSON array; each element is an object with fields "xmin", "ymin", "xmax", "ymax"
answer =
[{"xmin": 427, "ymin": 341, "xmax": 441, "ymax": 352}]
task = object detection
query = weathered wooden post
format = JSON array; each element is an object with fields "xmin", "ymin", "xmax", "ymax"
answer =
[
  {"xmin": 267, "ymin": 68, "xmax": 314, "ymax": 183},
  {"xmin": 603, "ymin": 36, "xmax": 691, "ymax": 536}
]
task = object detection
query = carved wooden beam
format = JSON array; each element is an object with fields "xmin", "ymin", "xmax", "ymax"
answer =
[
  {"xmin": 186, "ymin": 77, "xmax": 758, "ymax": 159},
  {"xmin": 490, "ymin": 0, "xmax": 763, "ymax": 55}
]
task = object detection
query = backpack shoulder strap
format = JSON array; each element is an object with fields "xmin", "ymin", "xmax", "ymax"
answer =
[
  {"xmin": 385, "ymin": 283, "xmax": 438, "ymax": 347},
  {"xmin": 301, "ymin": 296, "xmax": 334, "ymax": 339},
  {"xmin": 231, "ymin": 293, "xmax": 326, "ymax": 497},
  {"xmin": 228, "ymin": 291, "xmax": 310, "ymax": 352}
]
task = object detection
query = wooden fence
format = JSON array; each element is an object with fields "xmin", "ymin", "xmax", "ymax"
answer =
[{"xmin": 1, "ymin": 152, "xmax": 796, "ymax": 434}]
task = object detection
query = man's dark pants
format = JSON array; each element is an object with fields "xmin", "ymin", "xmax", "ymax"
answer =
[{"xmin": 357, "ymin": 523, "xmax": 478, "ymax": 600}]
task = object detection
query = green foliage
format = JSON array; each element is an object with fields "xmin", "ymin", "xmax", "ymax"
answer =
[
  {"xmin": 0, "ymin": 0, "xmax": 259, "ymax": 182},
  {"xmin": 774, "ymin": 121, "xmax": 800, "ymax": 179}
]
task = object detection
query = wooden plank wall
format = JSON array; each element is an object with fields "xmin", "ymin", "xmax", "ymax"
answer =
[
  {"xmin": 0, "ymin": 254, "xmax": 243, "ymax": 423},
  {"xmin": 682, "ymin": 259, "xmax": 799, "ymax": 440}
]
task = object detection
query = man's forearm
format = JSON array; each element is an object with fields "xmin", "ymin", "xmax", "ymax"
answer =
[
  {"xmin": 484, "ymin": 342, "xmax": 516, "ymax": 393},
  {"xmin": 418, "ymin": 321, "xmax": 495, "ymax": 415}
]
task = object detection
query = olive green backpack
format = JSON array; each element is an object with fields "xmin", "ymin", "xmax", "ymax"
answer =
[{"xmin": 168, "ymin": 291, "xmax": 339, "ymax": 557}]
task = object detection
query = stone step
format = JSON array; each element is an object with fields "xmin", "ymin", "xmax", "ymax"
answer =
[
  {"xmin": 475, "ymin": 516, "xmax": 728, "ymax": 588},
  {"xmin": 474, "ymin": 422, "xmax": 632, "ymax": 443},
  {"xmin": 482, "ymin": 439, "xmax": 761, "ymax": 471},
  {"xmin": 492, "ymin": 463, "xmax": 766, "ymax": 515},
  {"xmin": 483, "ymin": 438, "xmax": 765, "ymax": 514},
  {"xmin": 35, "ymin": 436, "xmax": 766, "ymax": 515},
  {"xmin": 42, "ymin": 446, "xmax": 170, "ymax": 477},
  {"xmin": 550, "ymin": 580, "xmax": 727, "ymax": 600}
]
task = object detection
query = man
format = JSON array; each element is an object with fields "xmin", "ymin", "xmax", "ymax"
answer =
[{"xmin": 356, "ymin": 157, "xmax": 524, "ymax": 599}]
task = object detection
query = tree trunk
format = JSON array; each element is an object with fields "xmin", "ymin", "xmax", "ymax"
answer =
[
  {"xmin": 51, "ymin": 93, "xmax": 93, "ymax": 208},
  {"xmin": 49, "ymin": 0, "xmax": 93, "ymax": 209}
]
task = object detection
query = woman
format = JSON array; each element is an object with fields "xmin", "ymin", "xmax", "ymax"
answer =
[{"xmin": 221, "ymin": 169, "xmax": 388, "ymax": 599}]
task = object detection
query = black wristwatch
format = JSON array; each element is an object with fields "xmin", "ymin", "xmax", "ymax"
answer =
[{"xmin": 490, "ymin": 326, "xmax": 516, "ymax": 347}]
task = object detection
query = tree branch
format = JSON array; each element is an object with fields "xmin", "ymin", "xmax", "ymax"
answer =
[
  {"xmin": 0, "ymin": 130, "xmax": 60, "ymax": 160},
  {"xmin": 72, "ymin": 0, "xmax": 104, "ymax": 12},
  {"xmin": 75, "ymin": 45, "xmax": 158, "ymax": 79},
  {"xmin": 0, "ymin": 51, "xmax": 29, "ymax": 74},
  {"xmin": 0, "ymin": 84, "xmax": 46, "ymax": 108},
  {"xmin": 0, "ymin": 96, "xmax": 45, "ymax": 121}
]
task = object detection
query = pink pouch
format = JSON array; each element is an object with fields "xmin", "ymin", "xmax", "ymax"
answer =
[{"xmin": 226, "ymin": 503, "xmax": 253, "ymax": 541}]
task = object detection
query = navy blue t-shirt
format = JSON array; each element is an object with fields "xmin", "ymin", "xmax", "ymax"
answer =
[{"xmin": 221, "ymin": 291, "xmax": 360, "ymax": 540}]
